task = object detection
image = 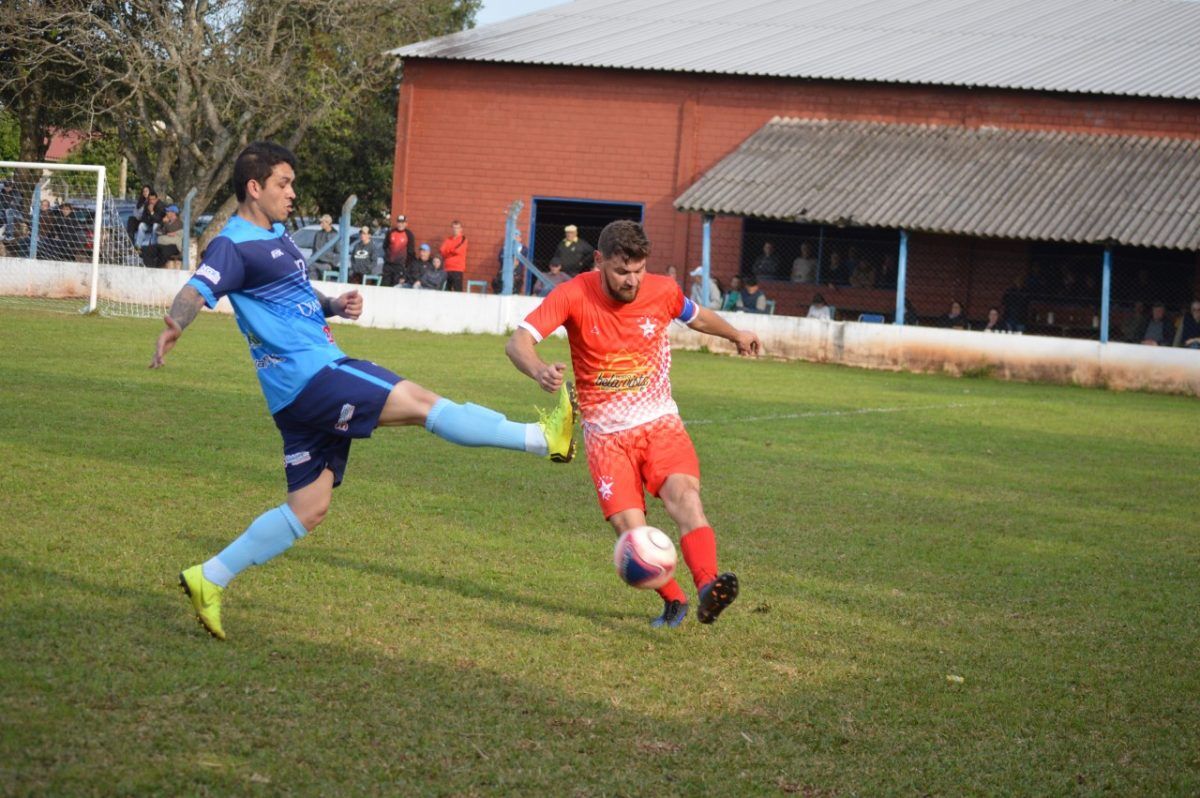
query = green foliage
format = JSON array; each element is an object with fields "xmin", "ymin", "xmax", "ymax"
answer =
[
  {"xmin": 3, "ymin": 309, "xmax": 1197, "ymax": 795},
  {"xmin": 0, "ymin": 108, "xmax": 18, "ymax": 160}
]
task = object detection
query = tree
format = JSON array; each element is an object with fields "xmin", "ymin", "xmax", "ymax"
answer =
[{"xmin": 2, "ymin": 0, "xmax": 479, "ymax": 242}]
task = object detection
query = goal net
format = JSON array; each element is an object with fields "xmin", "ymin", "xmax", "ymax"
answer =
[{"xmin": 0, "ymin": 161, "xmax": 186, "ymax": 317}]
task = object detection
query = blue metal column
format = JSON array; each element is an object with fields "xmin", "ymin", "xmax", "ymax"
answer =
[
  {"xmin": 701, "ymin": 215, "xmax": 713, "ymax": 300},
  {"xmin": 1100, "ymin": 246, "xmax": 1112, "ymax": 344},
  {"xmin": 181, "ymin": 187, "xmax": 198, "ymax": 272},
  {"xmin": 894, "ymin": 229, "xmax": 909, "ymax": 325},
  {"xmin": 336, "ymin": 194, "xmax": 358, "ymax": 282},
  {"xmin": 29, "ymin": 182, "xmax": 44, "ymax": 259}
]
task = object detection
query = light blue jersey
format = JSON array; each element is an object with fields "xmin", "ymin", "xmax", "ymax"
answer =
[{"xmin": 187, "ymin": 216, "xmax": 346, "ymax": 412}]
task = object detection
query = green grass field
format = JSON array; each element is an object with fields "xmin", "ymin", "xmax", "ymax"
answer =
[{"xmin": 1, "ymin": 307, "xmax": 1197, "ymax": 796}]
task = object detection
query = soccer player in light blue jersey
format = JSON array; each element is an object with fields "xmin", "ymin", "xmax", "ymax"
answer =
[{"xmin": 151, "ymin": 141, "xmax": 577, "ymax": 640}]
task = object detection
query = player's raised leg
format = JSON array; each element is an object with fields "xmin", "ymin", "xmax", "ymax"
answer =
[
  {"xmin": 378, "ymin": 377, "xmax": 578, "ymax": 462},
  {"xmin": 659, "ymin": 473, "xmax": 738, "ymax": 625}
]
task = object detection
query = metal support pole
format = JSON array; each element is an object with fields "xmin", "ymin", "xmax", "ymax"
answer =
[
  {"xmin": 337, "ymin": 194, "xmax": 358, "ymax": 282},
  {"xmin": 87, "ymin": 166, "xmax": 106, "ymax": 313},
  {"xmin": 502, "ymin": 200, "xmax": 523, "ymax": 295},
  {"xmin": 895, "ymin": 229, "xmax": 909, "ymax": 325},
  {"xmin": 181, "ymin": 187, "xmax": 198, "ymax": 272},
  {"xmin": 1100, "ymin": 246, "xmax": 1112, "ymax": 344},
  {"xmin": 701, "ymin": 214, "xmax": 713, "ymax": 303},
  {"xmin": 30, "ymin": 180, "xmax": 45, "ymax": 260}
]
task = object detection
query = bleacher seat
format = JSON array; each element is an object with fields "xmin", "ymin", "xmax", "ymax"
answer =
[
  {"xmin": 321, "ymin": 269, "xmax": 340, "ymax": 282},
  {"xmin": 363, "ymin": 274, "xmax": 382, "ymax": 286},
  {"xmin": 858, "ymin": 313, "xmax": 885, "ymax": 323},
  {"xmin": 765, "ymin": 299, "xmax": 776, "ymax": 315},
  {"xmin": 466, "ymin": 280, "xmax": 488, "ymax": 293}
]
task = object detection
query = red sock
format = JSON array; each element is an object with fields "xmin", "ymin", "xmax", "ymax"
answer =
[
  {"xmin": 680, "ymin": 526, "xmax": 718, "ymax": 590},
  {"xmin": 656, "ymin": 578, "xmax": 687, "ymax": 605}
]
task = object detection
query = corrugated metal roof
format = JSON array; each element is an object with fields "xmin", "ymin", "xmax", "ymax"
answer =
[
  {"xmin": 392, "ymin": 0, "xmax": 1200, "ymax": 100},
  {"xmin": 673, "ymin": 118, "xmax": 1200, "ymax": 250}
]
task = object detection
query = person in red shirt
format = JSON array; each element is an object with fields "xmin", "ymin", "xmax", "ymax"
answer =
[
  {"xmin": 439, "ymin": 219, "xmax": 468, "ymax": 292},
  {"xmin": 506, "ymin": 220, "xmax": 760, "ymax": 628},
  {"xmin": 383, "ymin": 214, "xmax": 416, "ymax": 287}
]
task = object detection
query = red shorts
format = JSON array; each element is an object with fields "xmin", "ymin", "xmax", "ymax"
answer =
[{"xmin": 583, "ymin": 414, "xmax": 700, "ymax": 518}]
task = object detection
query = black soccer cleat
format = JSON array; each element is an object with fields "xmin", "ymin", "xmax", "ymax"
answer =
[{"xmin": 697, "ymin": 572, "xmax": 738, "ymax": 625}]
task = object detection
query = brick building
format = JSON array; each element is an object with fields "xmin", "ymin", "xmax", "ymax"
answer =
[{"xmin": 391, "ymin": 0, "xmax": 1200, "ymax": 337}]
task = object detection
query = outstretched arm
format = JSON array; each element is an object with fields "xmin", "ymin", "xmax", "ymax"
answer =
[
  {"xmin": 314, "ymin": 288, "xmax": 362, "ymax": 320},
  {"xmin": 150, "ymin": 284, "xmax": 205, "ymax": 368},
  {"xmin": 687, "ymin": 306, "xmax": 761, "ymax": 356},
  {"xmin": 505, "ymin": 327, "xmax": 566, "ymax": 393}
]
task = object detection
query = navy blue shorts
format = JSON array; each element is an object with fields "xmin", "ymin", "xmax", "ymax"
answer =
[{"xmin": 273, "ymin": 358, "xmax": 402, "ymax": 492}]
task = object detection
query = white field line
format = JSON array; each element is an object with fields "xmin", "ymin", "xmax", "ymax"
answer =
[{"xmin": 682, "ymin": 401, "xmax": 998, "ymax": 427}]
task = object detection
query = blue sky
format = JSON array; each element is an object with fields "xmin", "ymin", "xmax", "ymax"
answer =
[{"xmin": 475, "ymin": 0, "xmax": 571, "ymax": 27}]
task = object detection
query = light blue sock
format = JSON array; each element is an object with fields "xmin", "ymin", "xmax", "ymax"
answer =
[
  {"xmin": 425, "ymin": 398, "xmax": 533, "ymax": 452},
  {"xmin": 202, "ymin": 503, "xmax": 307, "ymax": 588}
]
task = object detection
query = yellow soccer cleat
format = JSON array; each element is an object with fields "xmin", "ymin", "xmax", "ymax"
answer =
[
  {"xmin": 537, "ymin": 381, "xmax": 578, "ymax": 463},
  {"xmin": 179, "ymin": 564, "xmax": 226, "ymax": 640}
]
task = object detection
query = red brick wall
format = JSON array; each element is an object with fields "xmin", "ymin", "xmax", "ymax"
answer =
[{"xmin": 393, "ymin": 60, "xmax": 1200, "ymax": 312}]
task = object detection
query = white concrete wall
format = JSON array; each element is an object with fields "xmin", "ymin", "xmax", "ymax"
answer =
[{"xmin": 2, "ymin": 259, "xmax": 1196, "ymax": 396}]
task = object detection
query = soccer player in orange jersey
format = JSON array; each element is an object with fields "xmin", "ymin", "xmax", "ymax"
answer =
[{"xmin": 506, "ymin": 220, "xmax": 761, "ymax": 628}]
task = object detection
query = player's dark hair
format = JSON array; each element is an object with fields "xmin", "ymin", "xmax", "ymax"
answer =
[
  {"xmin": 233, "ymin": 142, "xmax": 297, "ymax": 203},
  {"xmin": 597, "ymin": 220, "xmax": 650, "ymax": 263}
]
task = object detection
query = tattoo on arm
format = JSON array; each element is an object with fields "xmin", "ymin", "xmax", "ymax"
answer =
[{"xmin": 168, "ymin": 285, "xmax": 205, "ymax": 330}]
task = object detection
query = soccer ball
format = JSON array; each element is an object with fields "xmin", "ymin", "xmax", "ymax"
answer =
[{"xmin": 613, "ymin": 526, "xmax": 677, "ymax": 590}]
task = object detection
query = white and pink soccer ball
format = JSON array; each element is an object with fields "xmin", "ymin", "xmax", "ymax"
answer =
[{"xmin": 613, "ymin": 526, "xmax": 677, "ymax": 590}]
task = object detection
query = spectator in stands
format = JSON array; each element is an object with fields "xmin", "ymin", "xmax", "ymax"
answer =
[
  {"xmin": 439, "ymin": 219, "xmax": 468, "ymax": 292},
  {"xmin": 0, "ymin": 180, "xmax": 19, "ymax": 232},
  {"xmin": 492, "ymin": 228, "xmax": 529, "ymax": 294},
  {"xmin": 154, "ymin": 204, "xmax": 184, "ymax": 268},
  {"xmin": 689, "ymin": 266, "xmax": 722, "ymax": 309},
  {"xmin": 722, "ymin": 275, "xmax": 744, "ymax": 311},
  {"xmin": 308, "ymin": 214, "xmax": 340, "ymax": 280},
  {"xmin": 939, "ymin": 300, "xmax": 969, "ymax": 330},
  {"xmin": 1175, "ymin": 300, "xmax": 1200, "ymax": 349},
  {"xmin": 127, "ymin": 184, "xmax": 152, "ymax": 243},
  {"xmin": 1120, "ymin": 300, "xmax": 1148, "ymax": 343},
  {"xmin": 666, "ymin": 264, "xmax": 681, "ymax": 288},
  {"xmin": 1139, "ymin": 302, "xmax": 1173, "ymax": 346},
  {"xmin": 843, "ymin": 246, "xmax": 863, "ymax": 281},
  {"xmin": 1002, "ymin": 274, "xmax": 1031, "ymax": 332},
  {"xmin": 876, "ymin": 254, "xmax": 897, "ymax": 289},
  {"xmin": 535, "ymin": 261, "xmax": 570, "ymax": 297},
  {"xmin": 383, "ymin": 214, "xmax": 416, "ymax": 287},
  {"xmin": 807, "ymin": 293, "xmax": 832, "ymax": 321},
  {"xmin": 848, "ymin": 255, "xmax": 877, "ymax": 288},
  {"xmin": 349, "ymin": 226, "xmax": 383, "ymax": 283},
  {"xmin": 55, "ymin": 202, "xmax": 88, "ymax": 261},
  {"xmin": 790, "ymin": 241, "xmax": 817, "ymax": 283},
  {"xmin": 981, "ymin": 306, "xmax": 1012, "ymax": 333},
  {"xmin": 824, "ymin": 250, "xmax": 846, "ymax": 285},
  {"xmin": 418, "ymin": 252, "xmax": 448, "ymax": 290},
  {"xmin": 741, "ymin": 276, "xmax": 770, "ymax": 313},
  {"xmin": 135, "ymin": 191, "xmax": 165, "ymax": 247},
  {"xmin": 550, "ymin": 224, "xmax": 594, "ymax": 277},
  {"xmin": 751, "ymin": 241, "xmax": 781, "ymax": 280}
]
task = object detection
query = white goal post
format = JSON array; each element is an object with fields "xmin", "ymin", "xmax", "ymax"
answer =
[{"xmin": 0, "ymin": 160, "xmax": 185, "ymax": 317}]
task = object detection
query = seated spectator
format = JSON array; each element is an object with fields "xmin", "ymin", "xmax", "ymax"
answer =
[
  {"xmin": 1120, "ymin": 301, "xmax": 1148, "ymax": 342},
  {"xmin": 1139, "ymin": 302, "xmax": 1173, "ymax": 346},
  {"xmin": 824, "ymin": 250, "xmax": 846, "ymax": 285},
  {"xmin": 535, "ymin": 261, "xmax": 570, "ymax": 297},
  {"xmin": 848, "ymin": 257, "xmax": 877, "ymax": 288},
  {"xmin": 349, "ymin": 226, "xmax": 384, "ymax": 283},
  {"xmin": 666, "ymin": 265, "xmax": 681, "ymax": 288},
  {"xmin": 689, "ymin": 267, "xmax": 721, "ymax": 309},
  {"xmin": 939, "ymin": 300, "xmax": 969, "ymax": 330},
  {"xmin": 417, "ymin": 252, "xmax": 447, "ymax": 290},
  {"xmin": 741, "ymin": 276, "xmax": 769, "ymax": 313},
  {"xmin": 308, "ymin": 214, "xmax": 339, "ymax": 280},
  {"xmin": 722, "ymin": 275, "xmax": 744, "ymax": 311},
  {"xmin": 127, "ymin": 184, "xmax": 152, "ymax": 243},
  {"xmin": 750, "ymin": 242, "xmax": 781, "ymax": 280},
  {"xmin": 492, "ymin": 228, "xmax": 529, "ymax": 294},
  {"xmin": 842, "ymin": 246, "xmax": 863, "ymax": 284},
  {"xmin": 153, "ymin": 204, "xmax": 184, "ymax": 268},
  {"xmin": 981, "ymin": 306, "xmax": 1012, "ymax": 333},
  {"xmin": 1175, "ymin": 300, "xmax": 1200, "ymax": 349},
  {"xmin": 790, "ymin": 242, "xmax": 817, "ymax": 283},
  {"xmin": 807, "ymin": 293, "xmax": 832, "ymax": 321},
  {"xmin": 54, "ymin": 203, "xmax": 88, "ymax": 261},
  {"xmin": 1002, "ymin": 275, "xmax": 1031, "ymax": 332},
  {"xmin": 135, "ymin": 192, "xmax": 165, "ymax": 247}
]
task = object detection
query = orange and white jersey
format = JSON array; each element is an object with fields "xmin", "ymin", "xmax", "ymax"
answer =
[{"xmin": 520, "ymin": 271, "xmax": 698, "ymax": 434}]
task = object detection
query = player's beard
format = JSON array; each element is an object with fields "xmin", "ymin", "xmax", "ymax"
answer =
[{"xmin": 603, "ymin": 273, "xmax": 639, "ymax": 303}]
